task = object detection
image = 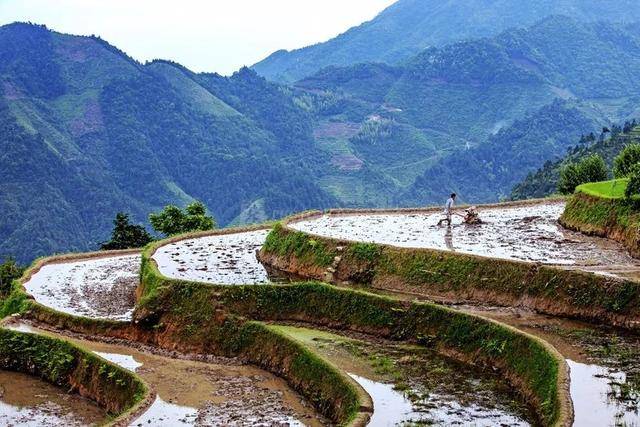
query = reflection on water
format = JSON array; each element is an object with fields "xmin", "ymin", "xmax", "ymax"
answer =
[
  {"xmin": 131, "ymin": 396, "xmax": 197, "ymax": 426},
  {"xmin": 444, "ymin": 226, "xmax": 455, "ymax": 251},
  {"xmin": 569, "ymin": 360, "xmax": 639, "ymax": 427},
  {"xmin": 275, "ymin": 325, "xmax": 533, "ymax": 426},
  {"xmin": 457, "ymin": 305, "xmax": 640, "ymax": 427},
  {"xmin": 348, "ymin": 373, "xmax": 417, "ymax": 425},
  {"xmin": 93, "ymin": 351, "xmax": 142, "ymax": 372}
]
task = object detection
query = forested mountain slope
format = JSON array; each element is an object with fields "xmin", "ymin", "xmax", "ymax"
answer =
[
  {"xmin": 252, "ymin": 0, "xmax": 640, "ymax": 82},
  {"xmin": 4, "ymin": 15, "xmax": 640, "ymax": 263},
  {"xmin": 511, "ymin": 124, "xmax": 640, "ymax": 200},
  {"xmin": 294, "ymin": 17, "xmax": 640, "ymax": 207},
  {"xmin": 400, "ymin": 101, "xmax": 604, "ymax": 205},
  {"xmin": 0, "ymin": 23, "xmax": 335, "ymax": 263}
]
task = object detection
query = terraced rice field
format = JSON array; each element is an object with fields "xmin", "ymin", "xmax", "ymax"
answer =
[{"xmin": 6, "ymin": 200, "xmax": 640, "ymax": 426}]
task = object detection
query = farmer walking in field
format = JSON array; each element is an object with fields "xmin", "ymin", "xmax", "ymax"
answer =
[{"xmin": 438, "ymin": 193, "xmax": 457, "ymax": 227}]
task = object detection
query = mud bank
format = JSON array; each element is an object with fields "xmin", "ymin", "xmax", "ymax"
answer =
[
  {"xmin": 0, "ymin": 369, "xmax": 106, "ymax": 426},
  {"xmin": 138, "ymin": 240, "xmax": 573, "ymax": 427},
  {"xmin": 561, "ymin": 190, "xmax": 640, "ymax": 260},
  {"xmin": 4, "ymin": 320, "xmax": 322, "ymax": 427},
  {"xmin": 259, "ymin": 218, "xmax": 640, "ymax": 331},
  {"xmin": 0, "ymin": 326, "xmax": 148, "ymax": 424}
]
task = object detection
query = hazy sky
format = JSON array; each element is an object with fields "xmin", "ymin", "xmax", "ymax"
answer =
[{"xmin": 0, "ymin": 0, "xmax": 397, "ymax": 74}]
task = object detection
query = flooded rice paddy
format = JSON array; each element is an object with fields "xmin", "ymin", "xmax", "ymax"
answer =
[
  {"xmin": 274, "ymin": 325, "xmax": 535, "ymax": 426},
  {"xmin": 3, "ymin": 321, "xmax": 322, "ymax": 427},
  {"xmin": 457, "ymin": 305, "xmax": 640, "ymax": 426},
  {"xmin": 0, "ymin": 370, "xmax": 106, "ymax": 426},
  {"xmin": 152, "ymin": 230, "xmax": 270, "ymax": 284},
  {"xmin": 23, "ymin": 254, "xmax": 140, "ymax": 321},
  {"xmin": 290, "ymin": 201, "xmax": 640, "ymax": 278}
]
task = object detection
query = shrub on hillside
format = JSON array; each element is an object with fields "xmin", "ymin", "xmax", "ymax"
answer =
[
  {"xmin": 613, "ymin": 144, "xmax": 640, "ymax": 178},
  {"xmin": 101, "ymin": 213, "xmax": 153, "ymax": 250},
  {"xmin": 558, "ymin": 154, "xmax": 608, "ymax": 195},
  {"xmin": 0, "ymin": 257, "xmax": 24, "ymax": 296},
  {"xmin": 149, "ymin": 201, "xmax": 216, "ymax": 237},
  {"xmin": 625, "ymin": 163, "xmax": 640, "ymax": 199}
]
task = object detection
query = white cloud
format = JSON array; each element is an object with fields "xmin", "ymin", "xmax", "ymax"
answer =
[{"xmin": 0, "ymin": 0, "xmax": 397, "ymax": 74}]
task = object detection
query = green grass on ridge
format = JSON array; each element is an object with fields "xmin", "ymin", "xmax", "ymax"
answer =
[{"xmin": 576, "ymin": 179, "xmax": 628, "ymax": 199}]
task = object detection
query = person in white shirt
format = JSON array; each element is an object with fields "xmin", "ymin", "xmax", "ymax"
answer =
[{"xmin": 438, "ymin": 193, "xmax": 457, "ymax": 226}]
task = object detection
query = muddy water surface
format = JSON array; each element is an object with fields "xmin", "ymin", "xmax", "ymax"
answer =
[
  {"xmin": 153, "ymin": 230, "xmax": 270, "ymax": 284},
  {"xmin": 274, "ymin": 325, "xmax": 535, "ymax": 426},
  {"xmin": 290, "ymin": 201, "xmax": 640, "ymax": 278},
  {"xmin": 458, "ymin": 305, "xmax": 640, "ymax": 427},
  {"xmin": 23, "ymin": 254, "xmax": 140, "ymax": 321},
  {"xmin": 0, "ymin": 369, "xmax": 106, "ymax": 426},
  {"xmin": 3, "ymin": 322, "xmax": 323, "ymax": 427}
]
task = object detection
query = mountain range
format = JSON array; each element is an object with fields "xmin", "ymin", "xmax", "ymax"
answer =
[
  {"xmin": 3, "ymin": 2, "xmax": 640, "ymax": 262},
  {"xmin": 252, "ymin": 0, "xmax": 640, "ymax": 82}
]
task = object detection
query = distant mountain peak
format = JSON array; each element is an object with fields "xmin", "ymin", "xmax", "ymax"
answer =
[{"xmin": 252, "ymin": 0, "xmax": 640, "ymax": 82}]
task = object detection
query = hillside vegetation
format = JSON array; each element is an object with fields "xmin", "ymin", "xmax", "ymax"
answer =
[
  {"xmin": 0, "ymin": 23, "xmax": 335, "ymax": 262},
  {"xmin": 512, "ymin": 125, "xmax": 640, "ymax": 200},
  {"xmin": 4, "ymin": 15, "xmax": 640, "ymax": 262}
]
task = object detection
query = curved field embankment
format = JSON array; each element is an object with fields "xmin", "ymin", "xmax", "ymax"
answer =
[
  {"xmin": 137, "ymin": 228, "xmax": 573, "ymax": 427},
  {"xmin": 561, "ymin": 183, "xmax": 640, "ymax": 259},
  {"xmin": 1, "ymin": 231, "xmax": 365, "ymax": 426},
  {"xmin": 0, "ymin": 326, "xmax": 149, "ymax": 425},
  {"xmin": 0, "ymin": 249, "xmax": 147, "ymax": 341},
  {"xmin": 261, "ymin": 201, "xmax": 640, "ymax": 332}
]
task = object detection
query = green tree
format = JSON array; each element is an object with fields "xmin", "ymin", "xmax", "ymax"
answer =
[
  {"xmin": 101, "ymin": 213, "xmax": 153, "ymax": 250},
  {"xmin": 625, "ymin": 163, "xmax": 640, "ymax": 199},
  {"xmin": 0, "ymin": 257, "xmax": 24, "ymax": 296},
  {"xmin": 149, "ymin": 201, "xmax": 216, "ymax": 237},
  {"xmin": 613, "ymin": 144, "xmax": 640, "ymax": 178},
  {"xmin": 558, "ymin": 154, "xmax": 608, "ymax": 194}
]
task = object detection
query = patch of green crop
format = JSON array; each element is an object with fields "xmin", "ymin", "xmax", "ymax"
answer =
[{"xmin": 577, "ymin": 179, "xmax": 629, "ymax": 199}]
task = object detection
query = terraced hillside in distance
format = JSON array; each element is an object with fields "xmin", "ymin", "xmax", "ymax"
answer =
[{"xmin": 3, "ymin": 198, "xmax": 639, "ymax": 426}]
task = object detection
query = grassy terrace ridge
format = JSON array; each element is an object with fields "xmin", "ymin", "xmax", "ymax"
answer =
[
  {"xmin": 261, "ymin": 219, "xmax": 640, "ymax": 331},
  {"xmin": 135, "ymin": 228, "xmax": 573, "ymax": 427},
  {"xmin": 0, "ymin": 227, "xmax": 370, "ymax": 426},
  {"xmin": 576, "ymin": 179, "xmax": 628, "ymax": 199},
  {"xmin": 1, "ymin": 219, "xmax": 574, "ymax": 426},
  {"xmin": 0, "ymin": 250, "xmax": 152, "ymax": 426},
  {"xmin": 0, "ymin": 327, "xmax": 149, "ymax": 425},
  {"xmin": 561, "ymin": 181, "xmax": 640, "ymax": 259}
]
